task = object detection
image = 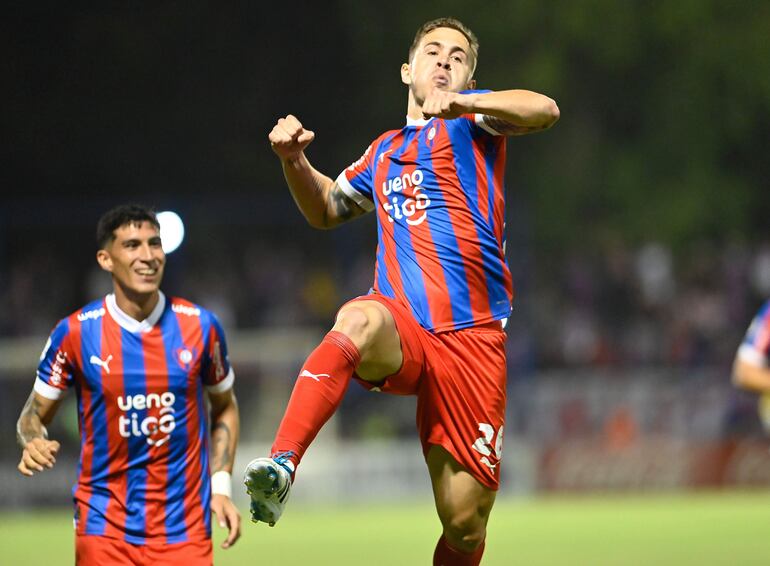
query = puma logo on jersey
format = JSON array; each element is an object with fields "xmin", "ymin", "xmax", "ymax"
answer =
[
  {"xmin": 299, "ymin": 369, "xmax": 331, "ymax": 382},
  {"xmin": 89, "ymin": 354, "xmax": 113, "ymax": 374}
]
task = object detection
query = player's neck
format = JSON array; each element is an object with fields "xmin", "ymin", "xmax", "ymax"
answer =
[
  {"xmin": 406, "ymin": 91, "xmax": 425, "ymax": 121},
  {"xmin": 113, "ymin": 288, "xmax": 160, "ymax": 322}
]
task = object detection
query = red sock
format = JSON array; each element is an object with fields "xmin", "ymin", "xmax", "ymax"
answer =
[
  {"xmin": 270, "ymin": 331, "xmax": 360, "ymax": 474},
  {"xmin": 433, "ymin": 535, "xmax": 485, "ymax": 566}
]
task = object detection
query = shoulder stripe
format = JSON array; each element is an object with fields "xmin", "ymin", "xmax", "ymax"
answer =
[
  {"xmin": 336, "ymin": 172, "xmax": 375, "ymax": 211},
  {"xmin": 475, "ymin": 114, "xmax": 503, "ymax": 136},
  {"xmin": 34, "ymin": 377, "xmax": 66, "ymax": 400},
  {"xmin": 206, "ymin": 368, "xmax": 235, "ymax": 393}
]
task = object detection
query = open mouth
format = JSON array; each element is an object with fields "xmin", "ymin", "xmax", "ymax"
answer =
[{"xmin": 135, "ymin": 267, "xmax": 158, "ymax": 277}]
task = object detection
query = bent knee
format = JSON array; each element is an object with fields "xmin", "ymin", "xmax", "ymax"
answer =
[
  {"xmin": 443, "ymin": 516, "xmax": 486, "ymax": 553},
  {"xmin": 333, "ymin": 303, "xmax": 389, "ymax": 349}
]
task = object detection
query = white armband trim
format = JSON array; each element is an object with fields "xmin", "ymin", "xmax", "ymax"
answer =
[
  {"xmin": 34, "ymin": 377, "xmax": 66, "ymax": 400},
  {"xmin": 475, "ymin": 113, "xmax": 503, "ymax": 136},
  {"xmin": 211, "ymin": 470, "xmax": 232, "ymax": 498},
  {"xmin": 206, "ymin": 367, "xmax": 235, "ymax": 394},
  {"xmin": 335, "ymin": 172, "xmax": 375, "ymax": 212},
  {"xmin": 737, "ymin": 344, "xmax": 767, "ymax": 368}
]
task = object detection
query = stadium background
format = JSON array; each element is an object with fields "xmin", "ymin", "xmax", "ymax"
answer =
[{"xmin": 2, "ymin": 1, "xmax": 770, "ymax": 564}]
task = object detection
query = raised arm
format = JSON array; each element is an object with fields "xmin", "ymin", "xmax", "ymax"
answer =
[
  {"xmin": 422, "ymin": 89, "xmax": 560, "ymax": 136},
  {"xmin": 208, "ymin": 388, "xmax": 241, "ymax": 549},
  {"xmin": 17, "ymin": 391, "xmax": 62, "ymax": 476},
  {"xmin": 269, "ymin": 115, "xmax": 368, "ymax": 229}
]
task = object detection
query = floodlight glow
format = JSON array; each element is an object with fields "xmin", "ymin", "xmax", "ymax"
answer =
[{"xmin": 157, "ymin": 211, "xmax": 185, "ymax": 254}]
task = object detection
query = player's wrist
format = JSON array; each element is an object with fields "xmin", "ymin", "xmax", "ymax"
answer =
[
  {"xmin": 211, "ymin": 470, "xmax": 232, "ymax": 498},
  {"xmin": 458, "ymin": 92, "xmax": 480, "ymax": 114},
  {"xmin": 280, "ymin": 152, "xmax": 305, "ymax": 167},
  {"xmin": 16, "ymin": 423, "xmax": 48, "ymax": 449}
]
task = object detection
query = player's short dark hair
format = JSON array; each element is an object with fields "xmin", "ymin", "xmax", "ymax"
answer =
[
  {"xmin": 96, "ymin": 204, "xmax": 160, "ymax": 249},
  {"xmin": 409, "ymin": 17, "xmax": 479, "ymax": 76}
]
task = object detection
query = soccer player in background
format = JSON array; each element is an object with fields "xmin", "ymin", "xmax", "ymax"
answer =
[
  {"xmin": 244, "ymin": 17, "xmax": 559, "ymax": 565},
  {"xmin": 732, "ymin": 299, "xmax": 770, "ymax": 433},
  {"xmin": 16, "ymin": 204, "xmax": 241, "ymax": 565}
]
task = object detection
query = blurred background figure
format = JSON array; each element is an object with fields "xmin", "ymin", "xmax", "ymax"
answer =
[{"xmin": 732, "ymin": 299, "xmax": 770, "ymax": 434}]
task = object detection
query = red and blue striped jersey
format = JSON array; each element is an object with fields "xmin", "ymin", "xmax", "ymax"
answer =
[
  {"xmin": 34, "ymin": 292, "xmax": 234, "ymax": 545},
  {"xmin": 336, "ymin": 90, "xmax": 512, "ymax": 332},
  {"xmin": 738, "ymin": 300, "xmax": 770, "ymax": 367}
]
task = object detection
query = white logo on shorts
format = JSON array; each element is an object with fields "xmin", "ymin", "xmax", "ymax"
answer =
[{"xmin": 472, "ymin": 423, "xmax": 504, "ymax": 471}]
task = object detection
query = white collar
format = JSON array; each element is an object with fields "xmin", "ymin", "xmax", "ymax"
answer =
[
  {"xmin": 406, "ymin": 116, "xmax": 430, "ymax": 127},
  {"xmin": 105, "ymin": 291, "xmax": 166, "ymax": 333}
]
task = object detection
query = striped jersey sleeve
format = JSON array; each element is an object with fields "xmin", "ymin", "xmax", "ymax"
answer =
[
  {"xmin": 335, "ymin": 140, "xmax": 384, "ymax": 212},
  {"xmin": 35, "ymin": 318, "xmax": 76, "ymax": 399},
  {"xmin": 201, "ymin": 311, "xmax": 234, "ymax": 393}
]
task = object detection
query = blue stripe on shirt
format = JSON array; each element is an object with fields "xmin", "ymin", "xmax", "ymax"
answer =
[{"xmin": 121, "ymin": 329, "xmax": 148, "ymax": 544}]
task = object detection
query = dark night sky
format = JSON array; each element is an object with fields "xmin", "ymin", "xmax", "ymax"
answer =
[
  {"xmin": 3, "ymin": 4, "xmax": 356, "ymax": 203},
  {"xmin": 4, "ymin": 3, "xmax": 768, "ymax": 246},
  {"xmin": 1, "ymin": 3, "xmax": 439, "ymax": 234}
]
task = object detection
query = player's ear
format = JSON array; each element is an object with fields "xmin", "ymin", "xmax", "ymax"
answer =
[
  {"xmin": 466, "ymin": 78, "xmax": 476, "ymax": 90},
  {"xmin": 96, "ymin": 249, "xmax": 113, "ymax": 273},
  {"xmin": 400, "ymin": 63, "xmax": 412, "ymax": 85}
]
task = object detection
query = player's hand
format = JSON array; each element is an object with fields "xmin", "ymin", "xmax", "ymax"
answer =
[
  {"xmin": 269, "ymin": 114, "xmax": 316, "ymax": 161},
  {"xmin": 422, "ymin": 89, "xmax": 474, "ymax": 120},
  {"xmin": 211, "ymin": 494, "xmax": 241, "ymax": 549},
  {"xmin": 18, "ymin": 438, "xmax": 60, "ymax": 476}
]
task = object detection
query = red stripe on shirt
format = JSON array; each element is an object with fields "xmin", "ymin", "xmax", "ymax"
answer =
[
  {"xmin": 140, "ymin": 326, "xmax": 171, "ymax": 541},
  {"xmin": 490, "ymin": 139, "xmax": 513, "ymax": 301},
  {"xmin": 175, "ymin": 308, "xmax": 207, "ymax": 539},
  {"xmin": 472, "ymin": 128, "xmax": 491, "ymax": 225},
  {"xmin": 100, "ymin": 314, "xmax": 128, "ymax": 539},
  {"xmin": 67, "ymin": 314, "xmax": 92, "ymax": 535}
]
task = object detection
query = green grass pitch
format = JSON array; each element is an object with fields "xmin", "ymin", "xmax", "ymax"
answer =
[{"xmin": 2, "ymin": 491, "xmax": 769, "ymax": 565}]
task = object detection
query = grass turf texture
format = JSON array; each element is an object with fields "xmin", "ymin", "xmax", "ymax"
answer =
[{"xmin": 2, "ymin": 491, "xmax": 769, "ymax": 565}]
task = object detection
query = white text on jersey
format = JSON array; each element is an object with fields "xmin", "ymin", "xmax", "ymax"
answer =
[{"xmin": 381, "ymin": 169, "xmax": 430, "ymax": 226}]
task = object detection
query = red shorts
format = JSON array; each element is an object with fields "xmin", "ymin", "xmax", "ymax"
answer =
[
  {"xmin": 346, "ymin": 294, "xmax": 507, "ymax": 490},
  {"xmin": 75, "ymin": 534, "xmax": 212, "ymax": 566}
]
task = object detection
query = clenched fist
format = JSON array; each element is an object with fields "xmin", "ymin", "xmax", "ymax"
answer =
[
  {"xmin": 422, "ymin": 89, "xmax": 475, "ymax": 120},
  {"xmin": 268, "ymin": 114, "xmax": 315, "ymax": 161}
]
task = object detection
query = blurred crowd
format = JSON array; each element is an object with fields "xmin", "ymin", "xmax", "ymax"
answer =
[
  {"xmin": 509, "ymin": 239, "xmax": 770, "ymax": 374},
  {"xmin": 2, "ymin": 231, "xmax": 769, "ymax": 374}
]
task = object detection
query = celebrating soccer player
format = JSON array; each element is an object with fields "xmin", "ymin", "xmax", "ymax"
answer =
[
  {"xmin": 245, "ymin": 17, "xmax": 559, "ymax": 565},
  {"xmin": 732, "ymin": 299, "xmax": 770, "ymax": 433},
  {"xmin": 16, "ymin": 204, "xmax": 241, "ymax": 565}
]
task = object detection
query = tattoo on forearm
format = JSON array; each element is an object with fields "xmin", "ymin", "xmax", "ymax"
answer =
[
  {"xmin": 211, "ymin": 422, "xmax": 232, "ymax": 473},
  {"xmin": 17, "ymin": 393, "xmax": 46, "ymax": 447},
  {"xmin": 325, "ymin": 184, "xmax": 364, "ymax": 226}
]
